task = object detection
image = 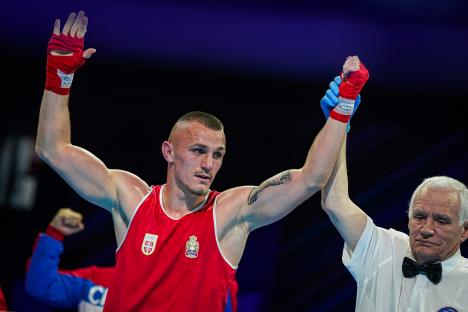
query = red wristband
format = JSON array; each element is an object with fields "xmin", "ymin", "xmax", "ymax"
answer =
[
  {"xmin": 45, "ymin": 225, "xmax": 65, "ymax": 241},
  {"xmin": 330, "ymin": 108, "xmax": 351, "ymax": 123}
]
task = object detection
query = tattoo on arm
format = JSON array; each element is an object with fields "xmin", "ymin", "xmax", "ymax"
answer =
[{"xmin": 248, "ymin": 170, "xmax": 292, "ymax": 204}]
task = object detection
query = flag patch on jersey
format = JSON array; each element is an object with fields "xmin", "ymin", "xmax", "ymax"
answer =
[
  {"xmin": 185, "ymin": 235, "xmax": 199, "ymax": 258},
  {"xmin": 141, "ymin": 233, "xmax": 158, "ymax": 256}
]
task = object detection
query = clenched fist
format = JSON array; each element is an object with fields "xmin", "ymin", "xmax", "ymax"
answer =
[{"xmin": 49, "ymin": 208, "xmax": 85, "ymax": 236}]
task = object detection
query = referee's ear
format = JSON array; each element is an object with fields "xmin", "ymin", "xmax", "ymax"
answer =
[{"xmin": 461, "ymin": 220, "xmax": 468, "ymax": 243}]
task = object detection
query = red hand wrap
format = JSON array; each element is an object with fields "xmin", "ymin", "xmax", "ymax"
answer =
[
  {"xmin": 339, "ymin": 62, "xmax": 369, "ymax": 100},
  {"xmin": 330, "ymin": 62, "xmax": 369, "ymax": 123},
  {"xmin": 45, "ymin": 34, "xmax": 87, "ymax": 95},
  {"xmin": 48, "ymin": 33, "xmax": 84, "ymax": 53}
]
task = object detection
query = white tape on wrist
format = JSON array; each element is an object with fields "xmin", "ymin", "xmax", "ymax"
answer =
[
  {"xmin": 335, "ymin": 97, "xmax": 355, "ymax": 116},
  {"xmin": 57, "ymin": 69, "xmax": 74, "ymax": 89}
]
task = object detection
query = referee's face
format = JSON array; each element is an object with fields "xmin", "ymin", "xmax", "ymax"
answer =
[{"xmin": 408, "ymin": 187, "xmax": 468, "ymax": 265}]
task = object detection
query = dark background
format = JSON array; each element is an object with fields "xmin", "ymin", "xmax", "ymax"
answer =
[{"xmin": 0, "ymin": 1, "xmax": 467, "ymax": 311}]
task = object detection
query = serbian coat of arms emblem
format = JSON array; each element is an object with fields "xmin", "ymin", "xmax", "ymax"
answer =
[{"xmin": 141, "ymin": 233, "xmax": 158, "ymax": 256}]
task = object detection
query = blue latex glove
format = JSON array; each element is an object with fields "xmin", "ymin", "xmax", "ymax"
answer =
[{"xmin": 320, "ymin": 76, "xmax": 361, "ymax": 132}]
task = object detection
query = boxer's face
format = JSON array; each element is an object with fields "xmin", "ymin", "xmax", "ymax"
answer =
[
  {"xmin": 164, "ymin": 121, "xmax": 226, "ymax": 196},
  {"xmin": 408, "ymin": 187, "xmax": 468, "ymax": 264}
]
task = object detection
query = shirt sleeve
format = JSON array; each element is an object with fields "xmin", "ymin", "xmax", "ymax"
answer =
[
  {"xmin": 342, "ymin": 216, "xmax": 394, "ymax": 286},
  {"xmin": 25, "ymin": 233, "xmax": 94, "ymax": 308},
  {"xmin": 0, "ymin": 285, "xmax": 7, "ymax": 311}
]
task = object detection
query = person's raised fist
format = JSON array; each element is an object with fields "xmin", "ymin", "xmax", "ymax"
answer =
[
  {"xmin": 330, "ymin": 56, "xmax": 369, "ymax": 123},
  {"xmin": 339, "ymin": 56, "xmax": 369, "ymax": 101},
  {"xmin": 49, "ymin": 208, "xmax": 85, "ymax": 236}
]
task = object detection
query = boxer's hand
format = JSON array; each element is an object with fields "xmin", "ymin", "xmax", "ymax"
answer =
[
  {"xmin": 49, "ymin": 208, "xmax": 85, "ymax": 236},
  {"xmin": 45, "ymin": 11, "xmax": 96, "ymax": 95},
  {"xmin": 329, "ymin": 56, "xmax": 369, "ymax": 123},
  {"xmin": 320, "ymin": 76, "xmax": 361, "ymax": 132}
]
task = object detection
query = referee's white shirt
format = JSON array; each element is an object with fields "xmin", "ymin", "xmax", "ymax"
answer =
[{"xmin": 343, "ymin": 216, "xmax": 468, "ymax": 312}]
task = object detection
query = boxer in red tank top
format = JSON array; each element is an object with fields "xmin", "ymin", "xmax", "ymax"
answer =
[
  {"xmin": 37, "ymin": 10, "xmax": 369, "ymax": 311},
  {"xmin": 105, "ymin": 185, "xmax": 236, "ymax": 311}
]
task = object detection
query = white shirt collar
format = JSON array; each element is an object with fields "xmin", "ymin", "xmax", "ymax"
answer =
[
  {"xmin": 441, "ymin": 249, "xmax": 463, "ymax": 274},
  {"xmin": 405, "ymin": 248, "xmax": 463, "ymax": 274}
]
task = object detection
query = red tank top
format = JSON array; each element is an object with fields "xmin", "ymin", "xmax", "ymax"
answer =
[{"xmin": 104, "ymin": 185, "xmax": 237, "ymax": 312}]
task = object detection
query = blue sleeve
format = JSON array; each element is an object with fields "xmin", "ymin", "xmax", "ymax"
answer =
[
  {"xmin": 224, "ymin": 289, "xmax": 232, "ymax": 312},
  {"xmin": 25, "ymin": 234, "xmax": 94, "ymax": 308}
]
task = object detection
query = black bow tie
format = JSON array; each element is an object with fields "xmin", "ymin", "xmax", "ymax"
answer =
[{"xmin": 402, "ymin": 256, "xmax": 442, "ymax": 285}]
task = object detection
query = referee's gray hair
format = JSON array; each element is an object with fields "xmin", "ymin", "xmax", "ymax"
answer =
[{"xmin": 408, "ymin": 176, "xmax": 468, "ymax": 226}]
